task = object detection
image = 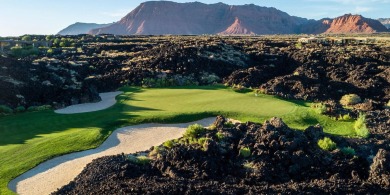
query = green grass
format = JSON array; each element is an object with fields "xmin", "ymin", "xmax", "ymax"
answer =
[{"xmin": 0, "ymin": 85, "xmax": 355, "ymax": 194}]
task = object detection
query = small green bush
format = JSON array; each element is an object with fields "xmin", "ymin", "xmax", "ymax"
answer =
[
  {"xmin": 295, "ymin": 42, "xmax": 303, "ymax": 49},
  {"xmin": 0, "ymin": 105, "xmax": 13, "ymax": 114},
  {"xmin": 184, "ymin": 124, "xmax": 205, "ymax": 139},
  {"xmin": 239, "ymin": 147, "xmax": 251, "ymax": 158},
  {"xmin": 341, "ymin": 147, "xmax": 356, "ymax": 156},
  {"xmin": 216, "ymin": 132, "xmax": 225, "ymax": 141},
  {"xmin": 318, "ymin": 137, "xmax": 337, "ymax": 151},
  {"xmin": 197, "ymin": 137, "xmax": 211, "ymax": 146},
  {"xmin": 163, "ymin": 140, "xmax": 174, "ymax": 149},
  {"xmin": 254, "ymin": 89, "xmax": 266, "ymax": 96},
  {"xmin": 342, "ymin": 114, "xmax": 352, "ymax": 121},
  {"xmin": 354, "ymin": 113, "xmax": 369, "ymax": 138},
  {"xmin": 243, "ymin": 161, "xmax": 256, "ymax": 170},
  {"xmin": 224, "ymin": 121, "xmax": 234, "ymax": 128},
  {"xmin": 27, "ymin": 105, "xmax": 52, "ymax": 112},
  {"xmin": 311, "ymin": 103, "xmax": 327, "ymax": 114},
  {"xmin": 340, "ymin": 94, "xmax": 361, "ymax": 106},
  {"xmin": 27, "ymin": 106, "xmax": 38, "ymax": 112},
  {"xmin": 149, "ymin": 146, "xmax": 164, "ymax": 157},
  {"xmin": 136, "ymin": 156, "xmax": 151, "ymax": 165},
  {"xmin": 15, "ymin": 106, "xmax": 26, "ymax": 113},
  {"xmin": 127, "ymin": 155, "xmax": 151, "ymax": 165},
  {"xmin": 208, "ymin": 124, "xmax": 217, "ymax": 131}
]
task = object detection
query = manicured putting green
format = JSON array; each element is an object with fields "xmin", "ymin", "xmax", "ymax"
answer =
[{"xmin": 0, "ymin": 85, "xmax": 355, "ymax": 194}]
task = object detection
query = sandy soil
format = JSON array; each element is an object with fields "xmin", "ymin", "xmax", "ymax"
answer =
[
  {"xmin": 54, "ymin": 91, "xmax": 123, "ymax": 114},
  {"xmin": 8, "ymin": 118, "xmax": 216, "ymax": 195}
]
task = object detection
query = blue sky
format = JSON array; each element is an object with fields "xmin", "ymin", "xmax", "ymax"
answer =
[{"xmin": 0, "ymin": 0, "xmax": 389, "ymax": 36}]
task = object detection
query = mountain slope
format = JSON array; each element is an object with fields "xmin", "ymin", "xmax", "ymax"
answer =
[
  {"xmin": 324, "ymin": 14, "xmax": 388, "ymax": 33},
  {"xmin": 89, "ymin": 1, "xmax": 306, "ymax": 35},
  {"xmin": 300, "ymin": 14, "xmax": 388, "ymax": 34},
  {"xmin": 58, "ymin": 22, "xmax": 112, "ymax": 35},
  {"xmin": 378, "ymin": 18, "xmax": 390, "ymax": 29}
]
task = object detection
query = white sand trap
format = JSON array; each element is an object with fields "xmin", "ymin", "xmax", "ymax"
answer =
[
  {"xmin": 54, "ymin": 91, "xmax": 123, "ymax": 114},
  {"xmin": 8, "ymin": 117, "xmax": 216, "ymax": 195}
]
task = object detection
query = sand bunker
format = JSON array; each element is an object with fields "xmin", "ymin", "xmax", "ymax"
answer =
[
  {"xmin": 8, "ymin": 118, "xmax": 216, "ymax": 195},
  {"xmin": 54, "ymin": 91, "xmax": 123, "ymax": 114}
]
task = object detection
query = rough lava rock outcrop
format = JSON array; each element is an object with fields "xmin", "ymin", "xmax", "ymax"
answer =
[
  {"xmin": 54, "ymin": 116, "xmax": 390, "ymax": 194},
  {"xmin": 0, "ymin": 56, "xmax": 100, "ymax": 109}
]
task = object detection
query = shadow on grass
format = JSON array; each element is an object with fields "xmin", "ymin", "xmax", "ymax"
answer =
[
  {"xmin": 273, "ymin": 96, "xmax": 311, "ymax": 107},
  {"xmin": 0, "ymin": 89, "xmax": 161, "ymax": 146},
  {"xmin": 121, "ymin": 84, "xmax": 228, "ymax": 91}
]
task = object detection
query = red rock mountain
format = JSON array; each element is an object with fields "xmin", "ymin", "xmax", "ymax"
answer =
[
  {"xmin": 89, "ymin": 1, "xmax": 306, "ymax": 35},
  {"xmin": 88, "ymin": 1, "xmax": 388, "ymax": 35},
  {"xmin": 324, "ymin": 14, "xmax": 388, "ymax": 33}
]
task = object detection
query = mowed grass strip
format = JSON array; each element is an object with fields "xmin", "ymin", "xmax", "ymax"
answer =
[{"xmin": 0, "ymin": 85, "xmax": 354, "ymax": 194}]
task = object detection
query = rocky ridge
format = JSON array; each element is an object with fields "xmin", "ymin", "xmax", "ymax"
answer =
[
  {"xmin": 85, "ymin": 1, "xmax": 388, "ymax": 35},
  {"xmin": 0, "ymin": 56, "xmax": 100, "ymax": 109},
  {"xmin": 90, "ymin": 1, "xmax": 305, "ymax": 35}
]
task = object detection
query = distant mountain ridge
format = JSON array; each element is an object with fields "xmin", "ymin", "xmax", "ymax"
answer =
[
  {"xmin": 58, "ymin": 22, "xmax": 112, "ymax": 35},
  {"xmin": 89, "ymin": 1, "xmax": 308, "ymax": 35},
  {"xmin": 59, "ymin": 1, "xmax": 389, "ymax": 35},
  {"xmin": 378, "ymin": 18, "xmax": 390, "ymax": 29}
]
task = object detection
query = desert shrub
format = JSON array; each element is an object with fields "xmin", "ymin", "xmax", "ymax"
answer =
[
  {"xmin": 216, "ymin": 132, "xmax": 225, "ymax": 141},
  {"xmin": 239, "ymin": 147, "xmax": 251, "ymax": 158},
  {"xmin": 311, "ymin": 103, "xmax": 327, "ymax": 114},
  {"xmin": 0, "ymin": 105, "xmax": 13, "ymax": 114},
  {"xmin": 341, "ymin": 147, "xmax": 356, "ymax": 156},
  {"xmin": 136, "ymin": 156, "xmax": 151, "ymax": 165},
  {"xmin": 232, "ymin": 84, "xmax": 244, "ymax": 91},
  {"xmin": 127, "ymin": 155, "xmax": 151, "ymax": 165},
  {"xmin": 11, "ymin": 46, "xmax": 40, "ymax": 58},
  {"xmin": 27, "ymin": 106, "xmax": 38, "ymax": 112},
  {"xmin": 318, "ymin": 137, "xmax": 337, "ymax": 151},
  {"xmin": 354, "ymin": 113, "xmax": 370, "ymax": 138},
  {"xmin": 184, "ymin": 124, "xmax": 205, "ymax": 139},
  {"xmin": 149, "ymin": 146, "xmax": 164, "ymax": 157},
  {"xmin": 27, "ymin": 105, "xmax": 52, "ymax": 112},
  {"xmin": 385, "ymin": 100, "xmax": 390, "ymax": 109},
  {"xmin": 224, "ymin": 121, "xmax": 234, "ymax": 128},
  {"xmin": 243, "ymin": 161, "xmax": 256, "ymax": 170},
  {"xmin": 208, "ymin": 124, "xmax": 217, "ymax": 131},
  {"xmin": 197, "ymin": 137, "xmax": 211, "ymax": 146},
  {"xmin": 295, "ymin": 42, "xmax": 303, "ymax": 49},
  {"xmin": 342, "ymin": 114, "xmax": 352, "ymax": 121},
  {"xmin": 340, "ymin": 94, "xmax": 361, "ymax": 106},
  {"xmin": 254, "ymin": 89, "xmax": 266, "ymax": 96},
  {"xmin": 15, "ymin": 106, "xmax": 26, "ymax": 113},
  {"xmin": 200, "ymin": 72, "xmax": 220, "ymax": 84},
  {"xmin": 163, "ymin": 140, "xmax": 174, "ymax": 149}
]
